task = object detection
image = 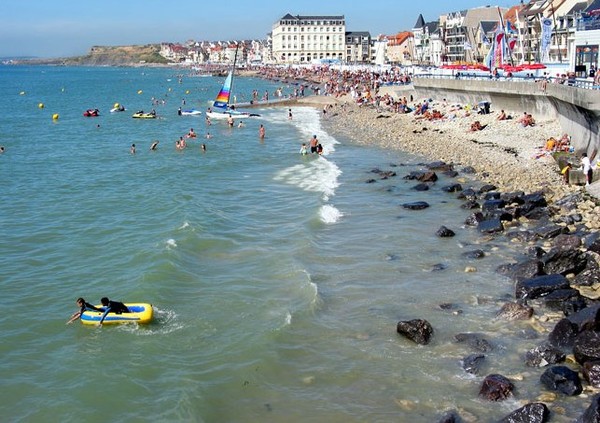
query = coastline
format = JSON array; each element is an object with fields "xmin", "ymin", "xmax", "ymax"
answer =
[{"xmin": 292, "ymin": 87, "xmax": 600, "ymax": 231}]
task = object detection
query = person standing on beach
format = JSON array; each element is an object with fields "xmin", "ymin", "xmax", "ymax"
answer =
[
  {"xmin": 309, "ymin": 135, "xmax": 319, "ymax": 153},
  {"xmin": 259, "ymin": 124, "xmax": 265, "ymax": 140},
  {"xmin": 582, "ymin": 153, "xmax": 593, "ymax": 186}
]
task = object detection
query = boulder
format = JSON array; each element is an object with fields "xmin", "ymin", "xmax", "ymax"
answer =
[
  {"xmin": 525, "ymin": 342, "xmax": 566, "ymax": 367},
  {"xmin": 454, "ymin": 333, "xmax": 493, "ymax": 352},
  {"xmin": 478, "ymin": 218, "xmax": 504, "ymax": 234},
  {"xmin": 478, "ymin": 184, "xmax": 497, "ymax": 193},
  {"xmin": 396, "ymin": 319, "xmax": 433, "ymax": 345},
  {"xmin": 496, "ymin": 259, "xmax": 544, "ymax": 282},
  {"xmin": 499, "ymin": 402, "xmax": 549, "ymax": 423},
  {"xmin": 549, "ymin": 318, "xmax": 579, "ymax": 348},
  {"xmin": 574, "ymin": 330, "xmax": 600, "ymax": 365},
  {"xmin": 461, "ymin": 353, "xmax": 485, "ymax": 375},
  {"xmin": 541, "ymin": 247, "xmax": 588, "ymax": 276},
  {"xmin": 412, "ymin": 183, "xmax": 429, "ymax": 191},
  {"xmin": 479, "ymin": 374, "xmax": 514, "ymax": 401},
  {"xmin": 496, "ymin": 302, "xmax": 534, "ymax": 321},
  {"xmin": 583, "ymin": 361, "xmax": 600, "ymax": 388},
  {"xmin": 515, "ymin": 274, "xmax": 570, "ymax": 300},
  {"xmin": 567, "ymin": 304, "xmax": 600, "ymax": 332},
  {"xmin": 441, "ymin": 183, "xmax": 462, "ymax": 193},
  {"xmin": 577, "ymin": 393, "xmax": 600, "ymax": 423},
  {"xmin": 402, "ymin": 201, "xmax": 430, "ymax": 210},
  {"xmin": 540, "ymin": 365, "xmax": 582, "ymax": 396},
  {"xmin": 436, "ymin": 226, "xmax": 455, "ymax": 237},
  {"xmin": 462, "ymin": 249, "xmax": 485, "ymax": 260}
]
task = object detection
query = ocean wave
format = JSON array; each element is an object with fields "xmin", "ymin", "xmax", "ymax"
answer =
[{"xmin": 320, "ymin": 204, "xmax": 344, "ymax": 224}]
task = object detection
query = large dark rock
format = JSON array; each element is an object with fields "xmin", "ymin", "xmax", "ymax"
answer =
[
  {"xmin": 577, "ymin": 393, "xmax": 600, "ymax": 423},
  {"xmin": 412, "ymin": 183, "xmax": 430, "ymax": 191},
  {"xmin": 567, "ymin": 304, "xmax": 600, "ymax": 332},
  {"xmin": 441, "ymin": 183, "xmax": 462, "ymax": 193},
  {"xmin": 549, "ymin": 318, "xmax": 579, "ymax": 348},
  {"xmin": 457, "ymin": 187, "xmax": 478, "ymax": 201},
  {"xmin": 462, "ymin": 249, "xmax": 485, "ymax": 259},
  {"xmin": 496, "ymin": 259, "xmax": 544, "ymax": 282},
  {"xmin": 574, "ymin": 330, "xmax": 600, "ymax": 365},
  {"xmin": 583, "ymin": 361, "xmax": 600, "ymax": 388},
  {"xmin": 540, "ymin": 365, "xmax": 582, "ymax": 396},
  {"xmin": 525, "ymin": 342, "xmax": 566, "ymax": 367},
  {"xmin": 479, "ymin": 374, "xmax": 514, "ymax": 401},
  {"xmin": 573, "ymin": 257, "xmax": 600, "ymax": 287},
  {"xmin": 544, "ymin": 289, "xmax": 585, "ymax": 312},
  {"xmin": 583, "ymin": 232, "xmax": 600, "ymax": 254},
  {"xmin": 454, "ymin": 333, "xmax": 493, "ymax": 352},
  {"xmin": 478, "ymin": 184, "xmax": 498, "ymax": 193},
  {"xmin": 427, "ymin": 161, "xmax": 454, "ymax": 171},
  {"xmin": 552, "ymin": 233, "xmax": 582, "ymax": 250},
  {"xmin": 436, "ymin": 226, "xmax": 455, "ymax": 237},
  {"xmin": 402, "ymin": 201, "xmax": 430, "ymax": 210},
  {"xmin": 499, "ymin": 402, "xmax": 549, "ymax": 423},
  {"xmin": 541, "ymin": 247, "xmax": 588, "ymax": 276},
  {"xmin": 465, "ymin": 211, "xmax": 484, "ymax": 226},
  {"xmin": 515, "ymin": 274, "xmax": 570, "ymax": 300},
  {"xmin": 482, "ymin": 199, "xmax": 506, "ymax": 211},
  {"xmin": 478, "ymin": 218, "xmax": 504, "ymax": 234},
  {"xmin": 500, "ymin": 191, "xmax": 526, "ymax": 205},
  {"xmin": 396, "ymin": 319, "xmax": 433, "ymax": 345},
  {"xmin": 436, "ymin": 410, "xmax": 462, "ymax": 423},
  {"xmin": 461, "ymin": 353, "xmax": 485, "ymax": 375},
  {"xmin": 460, "ymin": 200, "xmax": 480, "ymax": 210},
  {"xmin": 496, "ymin": 302, "xmax": 534, "ymax": 321},
  {"xmin": 522, "ymin": 192, "xmax": 548, "ymax": 208},
  {"xmin": 533, "ymin": 223, "xmax": 568, "ymax": 239}
]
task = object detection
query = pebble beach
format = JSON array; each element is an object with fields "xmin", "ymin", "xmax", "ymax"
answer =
[{"xmin": 311, "ymin": 85, "xmax": 600, "ymax": 230}]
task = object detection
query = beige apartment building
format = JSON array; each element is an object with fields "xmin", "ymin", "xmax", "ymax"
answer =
[{"xmin": 271, "ymin": 14, "xmax": 346, "ymax": 64}]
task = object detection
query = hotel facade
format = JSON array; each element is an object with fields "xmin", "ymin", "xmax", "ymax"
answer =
[{"xmin": 271, "ymin": 14, "xmax": 346, "ymax": 64}]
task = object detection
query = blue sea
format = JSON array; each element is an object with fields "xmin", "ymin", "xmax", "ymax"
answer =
[{"xmin": 0, "ymin": 66, "xmax": 584, "ymax": 422}]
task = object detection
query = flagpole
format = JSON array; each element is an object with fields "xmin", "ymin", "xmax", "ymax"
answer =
[
  {"xmin": 516, "ymin": 8, "xmax": 525, "ymax": 65},
  {"xmin": 497, "ymin": 6, "xmax": 515, "ymax": 67}
]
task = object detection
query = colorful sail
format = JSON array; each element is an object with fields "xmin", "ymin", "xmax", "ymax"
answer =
[{"xmin": 213, "ymin": 70, "xmax": 233, "ymax": 110}]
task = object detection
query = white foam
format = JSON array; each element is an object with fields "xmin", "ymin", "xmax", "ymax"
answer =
[
  {"xmin": 320, "ymin": 204, "xmax": 343, "ymax": 224},
  {"xmin": 165, "ymin": 239, "xmax": 177, "ymax": 249},
  {"xmin": 179, "ymin": 221, "xmax": 190, "ymax": 230}
]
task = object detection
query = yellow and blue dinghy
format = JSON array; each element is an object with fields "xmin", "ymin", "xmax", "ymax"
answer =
[{"xmin": 80, "ymin": 303, "xmax": 153, "ymax": 325}]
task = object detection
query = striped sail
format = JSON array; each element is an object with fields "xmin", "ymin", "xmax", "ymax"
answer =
[{"xmin": 213, "ymin": 70, "xmax": 233, "ymax": 110}]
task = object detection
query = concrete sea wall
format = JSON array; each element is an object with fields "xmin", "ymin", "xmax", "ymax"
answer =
[{"xmin": 410, "ymin": 78, "xmax": 600, "ymax": 156}]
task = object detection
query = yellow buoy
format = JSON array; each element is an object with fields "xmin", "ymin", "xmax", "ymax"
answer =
[
  {"xmin": 114, "ymin": 102, "xmax": 120, "ymax": 109},
  {"xmin": 185, "ymin": 90, "xmax": 190, "ymax": 94},
  {"xmin": 137, "ymin": 90, "xmax": 143, "ymax": 94},
  {"xmin": 38, "ymin": 103, "xmax": 45, "ymax": 109},
  {"xmin": 52, "ymin": 113, "xmax": 59, "ymax": 120}
]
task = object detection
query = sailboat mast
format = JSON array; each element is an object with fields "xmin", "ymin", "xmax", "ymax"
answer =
[{"xmin": 231, "ymin": 44, "xmax": 239, "ymax": 107}]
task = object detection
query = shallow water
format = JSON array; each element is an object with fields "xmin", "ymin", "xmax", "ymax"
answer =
[{"xmin": 0, "ymin": 66, "xmax": 585, "ymax": 422}]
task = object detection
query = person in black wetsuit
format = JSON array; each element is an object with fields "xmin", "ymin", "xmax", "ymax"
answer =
[
  {"xmin": 66, "ymin": 297, "xmax": 103, "ymax": 324},
  {"xmin": 98, "ymin": 297, "xmax": 130, "ymax": 326}
]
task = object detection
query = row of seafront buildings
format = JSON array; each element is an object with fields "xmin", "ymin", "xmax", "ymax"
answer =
[{"xmin": 160, "ymin": 0, "xmax": 600, "ymax": 75}]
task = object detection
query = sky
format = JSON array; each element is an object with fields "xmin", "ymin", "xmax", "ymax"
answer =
[{"xmin": 0, "ymin": 0, "xmax": 515, "ymax": 58}]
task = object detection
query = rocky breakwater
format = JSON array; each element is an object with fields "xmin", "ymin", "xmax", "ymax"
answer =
[{"xmin": 321, "ymin": 100, "xmax": 600, "ymax": 421}]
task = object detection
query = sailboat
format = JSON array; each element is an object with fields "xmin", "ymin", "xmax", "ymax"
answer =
[{"xmin": 206, "ymin": 46, "xmax": 260, "ymax": 119}]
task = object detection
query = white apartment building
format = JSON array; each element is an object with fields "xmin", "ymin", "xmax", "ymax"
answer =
[{"xmin": 271, "ymin": 14, "xmax": 346, "ymax": 64}]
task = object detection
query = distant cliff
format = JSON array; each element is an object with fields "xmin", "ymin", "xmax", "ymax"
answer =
[{"xmin": 10, "ymin": 44, "xmax": 170, "ymax": 66}]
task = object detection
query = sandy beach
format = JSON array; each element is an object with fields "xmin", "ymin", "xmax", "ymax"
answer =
[{"xmin": 300, "ymin": 86, "xmax": 600, "ymax": 230}]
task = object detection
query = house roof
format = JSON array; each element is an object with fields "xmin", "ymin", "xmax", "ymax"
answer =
[
  {"xmin": 414, "ymin": 14, "xmax": 426, "ymax": 29},
  {"xmin": 586, "ymin": 0, "xmax": 600, "ymax": 12},
  {"xmin": 480, "ymin": 20, "xmax": 497, "ymax": 33},
  {"xmin": 279, "ymin": 14, "xmax": 345, "ymax": 21}
]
